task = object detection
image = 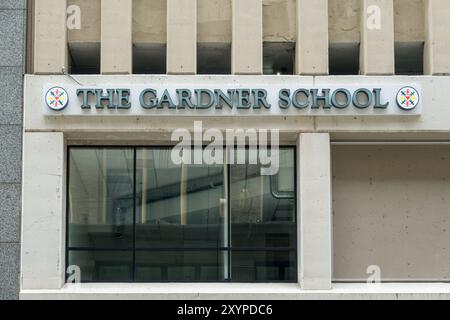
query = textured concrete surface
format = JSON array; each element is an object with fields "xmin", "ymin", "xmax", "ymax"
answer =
[
  {"xmin": 0, "ymin": 126, "xmax": 22, "ymax": 183},
  {"xmin": 0, "ymin": 68, "xmax": 23, "ymax": 125},
  {"xmin": 0, "ymin": 184, "xmax": 21, "ymax": 243},
  {"xmin": 333, "ymin": 145, "xmax": 450, "ymax": 281},
  {"xmin": 0, "ymin": 0, "xmax": 26, "ymax": 9},
  {"xmin": 0, "ymin": 243, "xmax": 20, "ymax": 300},
  {"xmin": 0, "ymin": 0, "xmax": 25, "ymax": 301},
  {"xmin": 0, "ymin": 10, "xmax": 25, "ymax": 67}
]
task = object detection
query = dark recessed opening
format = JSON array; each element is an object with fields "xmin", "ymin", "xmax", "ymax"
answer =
[
  {"xmin": 69, "ymin": 43, "xmax": 100, "ymax": 74},
  {"xmin": 263, "ymin": 42, "xmax": 294, "ymax": 75},
  {"xmin": 395, "ymin": 42, "xmax": 424, "ymax": 75},
  {"xmin": 197, "ymin": 43, "xmax": 231, "ymax": 75},
  {"xmin": 329, "ymin": 43, "xmax": 360, "ymax": 75},
  {"xmin": 133, "ymin": 43, "xmax": 166, "ymax": 74}
]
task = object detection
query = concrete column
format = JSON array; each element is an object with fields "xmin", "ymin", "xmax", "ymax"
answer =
[
  {"xmin": 101, "ymin": 0, "xmax": 132, "ymax": 74},
  {"xmin": 33, "ymin": 0, "xmax": 67, "ymax": 74},
  {"xmin": 21, "ymin": 133, "xmax": 66, "ymax": 290},
  {"xmin": 298, "ymin": 133, "xmax": 332, "ymax": 290},
  {"xmin": 167, "ymin": 0, "xmax": 197, "ymax": 74},
  {"xmin": 360, "ymin": 0, "xmax": 395, "ymax": 75},
  {"xmin": 424, "ymin": 0, "xmax": 450, "ymax": 75},
  {"xmin": 295, "ymin": 0, "xmax": 329, "ymax": 75},
  {"xmin": 232, "ymin": 0, "xmax": 262, "ymax": 74}
]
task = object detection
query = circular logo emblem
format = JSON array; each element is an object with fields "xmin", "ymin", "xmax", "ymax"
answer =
[
  {"xmin": 396, "ymin": 86, "xmax": 419, "ymax": 110},
  {"xmin": 46, "ymin": 87, "xmax": 69, "ymax": 111}
]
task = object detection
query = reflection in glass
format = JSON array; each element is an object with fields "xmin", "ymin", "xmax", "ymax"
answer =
[
  {"xmin": 231, "ymin": 250, "xmax": 296, "ymax": 281},
  {"xmin": 68, "ymin": 250, "xmax": 133, "ymax": 282},
  {"xmin": 68, "ymin": 147, "xmax": 296, "ymax": 282},
  {"xmin": 135, "ymin": 149, "xmax": 226, "ymax": 249},
  {"xmin": 135, "ymin": 148, "xmax": 228, "ymax": 281},
  {"xmin": 68, "ymin": 148, "xmax": 134, "ymax": 249},
  {"xmin": 230, "ymin": 148, "xmax": 296, "ymax": 248},
  {"xmin": 136, "ymin": 251, "xmax": 225, "ymax": 281}
]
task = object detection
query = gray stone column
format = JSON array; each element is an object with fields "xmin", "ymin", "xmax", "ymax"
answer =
[
  {"xmin": 232, "ymin": 0, "xmax": 262, "ymax": 74},
  {"xmin": 21, "ymin": 133, "xmax": 66, "ymax": 290},
  {"xmin": 297, "ymin": 133, "xmax": 332, "ymax": 289},
  {"xmin": 101, "ymin": 0, "xmax": 132, "ymax": 74},
  {"xmin": 295, "ymin": 0, "xmax": 329, "ymax": 75},
  {"xmin": 360, "ymin": 0, "xmax": 395, "ymax": 75},
  {"xmin": 33, "ymin": 0, "xmax": 67, "ymax": 74},
  {"xmin": 167, "ymin": 0, "xmax": 197, "ymax": 74},
  {"xmin": 0, "ymin": 0, "xmax": 26, "ymax": 300},
  {"xmin": 424, "ymin": 0, "xmax": 450, "ymax": 75}
]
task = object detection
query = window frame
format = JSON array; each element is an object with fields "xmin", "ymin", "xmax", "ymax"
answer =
[{"xmin": 66, "ymin": 145, "xmax": 298, "ymax": 283}]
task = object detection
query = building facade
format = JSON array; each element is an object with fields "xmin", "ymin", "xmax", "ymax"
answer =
[
  {"xmin": 0, "ymin": 0, "xmax": 26, "ymax": 300},
  {"xmin": 15, "ymin": 0, "xmax": 450, "ymax": 299}
]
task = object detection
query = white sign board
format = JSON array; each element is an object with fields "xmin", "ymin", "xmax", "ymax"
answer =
[{"xmin": 43, "ymin": 82, "xmax": 421, "ymax": 117}]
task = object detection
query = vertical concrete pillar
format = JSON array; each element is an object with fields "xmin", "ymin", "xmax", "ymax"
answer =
[
  {"xmin": 167, "ymin": 0, "xmax": 197, "ymax": 74},
  {"xmin": 101, "ymin": 0, "xmax": 132, "ymax": 74},
  {"xmin": 232, "ymin": 0, "xmax": 262, "ymax": 74},
  {"xmin": 360, "ymin": 0, "xmax": 395, "ymax": 75},
  {"xmin": 424, "ymin": 0, "xmax": 450, "ymax": 75},
  {"xmin": 298, "ymin": 133, "xmax": 332, "ymax": 290},
  {"xmin": 33, "ymin": 0, "xmax": 67, "ymax": 74},
  {"xmin": 21, "ymin": 133, "xmax": 66, "ymax": 290},
  {"xmin": 295, "ymin": 0, "xmax": 329, "ymax": 75}
]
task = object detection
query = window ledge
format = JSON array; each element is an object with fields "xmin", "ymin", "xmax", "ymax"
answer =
[{"xmin": 20, "ymin": 283, "xmax": 450, "ymax": 300}]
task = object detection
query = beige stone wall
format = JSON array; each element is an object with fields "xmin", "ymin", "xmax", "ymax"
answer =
[
  {"xmin": 198, "ymin": 0, "xmax": 232, "ymax": 43},
  {"xmin": 329, "ymin": 0, "xmax": 360, "ymax": 43},
  {"xmin": 333, "ymin": 145, "xmax": 450, "ymax": 281},
  {"xmin": 67, "ymin": 0, "xmax": 100, "ymax": 43},
  {"xmin": 263, "ymin": 0, "xmax": 296, "ymax": 42},
  {"xmin": 394, "ymin": 0, "xmax": 425, "ymax": 42},
  {"xmin": 66, "ymin": 0, "xmax": 428, "ymax": 45},
  {"xmin": 133, "ymin": 0, "xmax": 166, "ymax": 44}
]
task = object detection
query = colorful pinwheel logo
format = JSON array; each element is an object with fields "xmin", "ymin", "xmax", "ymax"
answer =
[
  {"xmin": 46, "ymin": 87, "xmax": 69, "ymax": 111},
  {"xmin": 396, "ymin": 86, "xmax": 419, "ymax": 110}
]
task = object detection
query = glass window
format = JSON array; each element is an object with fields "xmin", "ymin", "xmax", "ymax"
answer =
[{"xmin": 67, "ymin": 147, "xmax": 296, "ymax": 282}]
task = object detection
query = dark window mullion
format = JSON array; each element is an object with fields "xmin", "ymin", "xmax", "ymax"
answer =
[
  {"xmin": 132, "ymin": 148, "xmax": 137, "ymax": 281},
  {"xmin": 227, "ymin": 160, "xmax": 231, "ymax": 281}
]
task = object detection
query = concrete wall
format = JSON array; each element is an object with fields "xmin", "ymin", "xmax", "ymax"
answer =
[
  {"xmin": 64, "ymin": 0, "xmax": 428, "ymax": 45},
  {"xmin": 133, "ymin": 0, "xmax": 166, "ymax": 44},
  {"xmin": 0, "ymin": 0, "xmax": 26, "ymax": 300},
  {"xmin": 333, "ymin": 145, "xmax": 450, "ymax": 281},
  {"xmin": 329, "ymin": 0, "xmax": 360, "ymax": 44},
  {"xmin": 67, "ymin": 0, "xmax": 100, "ymax": 43},
  {"xmin": 394, "ymin": 0, "xmax": 424, "ymax": 42}
]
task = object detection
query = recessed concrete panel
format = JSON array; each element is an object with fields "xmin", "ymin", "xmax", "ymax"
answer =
[
  {"xmin": 133, "ymin": 43, "xmax": 166, "ymax": 74},
  {"xmin": 394, "ymin": 0, "xmax": 425, "ymax": 42},
  {"xmin": 69, "ymin": 42, "xmax": 100, "ymax": 74},
  {"xmin": 133, "ymin": 0, "xmax": 167, "ymax": 44},
  {"xmin": 67, "ymin": 0, "xmax": 101, "ymax": 43},
  {"xmin": 197, "ymin": 43, "xmax": 231, "ymax": 75},
  {"xmin": 329, "ymin": 0, "xmax": 360, "ymax": 44},
  {"xmin": 395, "ymin": 42, "xmax": 424, "ymax": 75},
  {"xmin": 329, "ymin": 43, "xmax": 360, "ymax": 75},
  {"xmin": 198, "ymin": 0, "xmax": 232, "ymax": 43},
  {"xmin": 263, "ymin": 0, "xmax": 296, "ymax": 42},
  {"xmin": 263, "ymin": 42, "xmax": 294, "ymax": 75},
  {"xmin": 333, "ymin": 145, "xmax": 450, "ymax": 281}
]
